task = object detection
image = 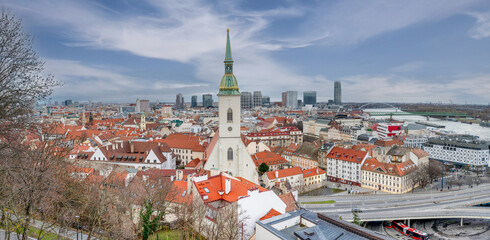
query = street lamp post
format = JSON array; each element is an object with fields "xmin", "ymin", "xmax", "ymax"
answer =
[
  {"xmin": 441, "ymin": 165, "xmax": 444, "ymax": 191},
  {"xmin": 76, "ymin": 215, "xmax": 79, "ymax": 240}
]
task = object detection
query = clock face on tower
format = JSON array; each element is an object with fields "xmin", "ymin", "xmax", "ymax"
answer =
[{"xmin": 228, "ymin": 127, "xmax": 232, "ymax": 131}]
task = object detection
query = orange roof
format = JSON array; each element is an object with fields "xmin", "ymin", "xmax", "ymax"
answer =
[
  {"xmin": 279, "ymin": 193, "xmax": 298, "ymax": 212},
  {"xmin": 362, "ymin": 158, "xmax": 418, "ymax": 177},
  {"xmin": 166, "ymin": 180, "xmax": 192, "ymax": 204},
  {"xmin": 194, "ymin": 174, "xmax": 268, "ymax": 203},
  {"xmin": 152, "ymin": 138, "xmax": 204, "ymax": 152},
  {"xmin": 259, "ymin": 209, "xmax": 282, "ymax": 221},
  {"xmin": 352, "ymin": 144, "xmax": 377, "ymax": 151},
  {"xmin": 412, "ymin": 148, "xmax": 429, "ymax": 158},
  {"xmin": 252, "ymin": 151, "xmax": 287, "ymax": 167},
  {"xmin": 185, "ymin": 158, "xmax": 202, "ymax": 168},
  {"xmin": 266, "ymin": 167, "xmax": 303, "ymax": 180},
  {"xmin": 375, "ymin": 139, "xmax": 404, "ymax": 147},
  {"xmin": 302, "ymin": 167, "xmax": 325, "ymax": 178},
  {"xmin": 327, "ymin": 147, "xmax": 367, "ymax": 163},
  {"xmin": 165, "ymin": 133, "xmax": 202, "ymax": 142}
]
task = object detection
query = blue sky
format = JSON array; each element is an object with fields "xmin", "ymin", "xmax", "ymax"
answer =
[{"xmin": 6, "ymin": 0, "xmax": 490, "ymax": 104}]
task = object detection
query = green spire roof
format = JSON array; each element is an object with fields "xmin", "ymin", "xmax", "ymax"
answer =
[
  {"xmin": 219, "ymin": 29, "xmax": 240, "ymax": 96},
  {"xmin": 225, "ymin": 29, "xmax": 232, "ymax": 61}
]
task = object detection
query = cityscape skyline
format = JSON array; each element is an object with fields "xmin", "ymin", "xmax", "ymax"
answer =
[{"xmin": 5, "ymin": 0, "xmax": 490, "ymax": 104}]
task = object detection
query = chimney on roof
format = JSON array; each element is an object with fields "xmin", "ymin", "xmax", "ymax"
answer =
[
  {"xmin": 130, "ymin": 142, "xmax": 134, "ymax": 153},
  {"xmin": 275, "ymin": 171, "xmax": 278, "ymax": 178},
  {"xmin": 316, "ymin": 168, "xmax": 319, "ymax": 174},
  {"xmin": 225, "ymin": 178, "xmax": 231, "ymax": 194},
  {"xmin": 176, "ymin": 169, "xmax": 183, "ymax": 181}
]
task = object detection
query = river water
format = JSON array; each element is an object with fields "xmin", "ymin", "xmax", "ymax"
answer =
[{"xmin": 364, "ymin": 108, "xmax": 490, "ymax": 140}]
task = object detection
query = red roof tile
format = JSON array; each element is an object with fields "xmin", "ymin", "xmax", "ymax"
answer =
[
  {"xmin": 266, "ymin": 167, "xmax": 303, "ymax": 180},
  {"xmin": 326, "ymin": 147, "xmax": 367, "ymax": 163},
  {"xmin": 259, "ymin": 208, "xmax": 282, "ymax": 221}
]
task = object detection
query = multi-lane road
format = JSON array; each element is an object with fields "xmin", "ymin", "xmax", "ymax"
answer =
[{"xmin": 300, "ymin": 183, "xmax": 490, "ymax": 222}]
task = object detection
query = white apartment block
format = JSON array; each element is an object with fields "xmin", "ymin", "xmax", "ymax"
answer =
[{"xmin": 423, "ymin": 135, "xmax": 489, "ymax": 167}]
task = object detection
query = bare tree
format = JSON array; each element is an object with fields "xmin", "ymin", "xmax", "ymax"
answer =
[
  {"xmin": 0, "ymin": 125, "xmax": 71, "ymax": 240},
  {"xmin": 0, "ymin": 9, "xmax": 60, "ymax": 150}
]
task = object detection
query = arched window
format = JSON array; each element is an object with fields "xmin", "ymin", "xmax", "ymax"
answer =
[
  {"xmin": 227, "ymin": 108, "xmax": 233, "ymax": 122},
  {"xmin": 227, "ymin": 147, "xmax": 233, "ymax": 160}
]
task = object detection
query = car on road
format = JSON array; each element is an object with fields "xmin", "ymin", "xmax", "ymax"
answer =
[{"xmin": 351, "ymin": 208, "xmax": 362, "ymax": 213}]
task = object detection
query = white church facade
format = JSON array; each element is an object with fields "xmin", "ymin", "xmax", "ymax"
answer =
[{"xmin": 204, "ymin": 29, "xmax": 259, "ymax": 184}]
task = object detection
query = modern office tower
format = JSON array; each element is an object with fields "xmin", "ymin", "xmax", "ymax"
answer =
[
  {"xmin": 282, "ymin": 92, "xmax": 288, "ymax": 107},
  {"xmin": 334, "ymin": 81, "xmax": 341, "ymax": 105},
  {"xmin": 64, "ymin": 99, "xmax": 73, "ymax": 106},
  {"xmin": 298, "ymin": 99, "xmax": 302, "ymax": 107},
  {"xmin": 253, "ymin": 91, "xmax": 262, "ymax": 108},
  {"xmin": 203, "ymin": 94, "xmax": 213, "ymax": 108},
  {"xmin": 303, "ymin": 91, "xmax": 317, "ymax": 105},
  {"xmin": 136, "ymin": 99, "xmax": 150, "ymax": 112},
  {"xmin": 286, "ymin": 90, "xmax": 298, "ymax": 108},
  {"xmin": 175, "ymin": 93, "xmax": 184, "ymax": 109},
  {"xmin": 241, "ymin": 91, "xmax": 252, "ymax": 109},
  {"xmin": 262, "ymin": 96, "xmax": 270, "ymax": 106},
  {"xmin": 191, "ymin": 95, "xmax": 198, "ymax": 107}
]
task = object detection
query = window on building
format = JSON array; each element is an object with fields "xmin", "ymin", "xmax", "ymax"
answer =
[
  {"xmin": 227, "ymin": 108, "xmax": 233, "ymax": 122},
  {"xmin": 228, "ymin": 147, "xmax": 233, "ymax": 160}
]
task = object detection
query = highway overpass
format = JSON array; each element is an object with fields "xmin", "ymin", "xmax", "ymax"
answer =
[{"xmin": 300, "ymin": 183, "xmax": 490, "ymax": 224}]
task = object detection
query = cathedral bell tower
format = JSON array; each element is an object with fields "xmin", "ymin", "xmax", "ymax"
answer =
[
  {"xmin": 204, "ymin": 29, "xmax": 259, "ymax": 184},
  {"xmin": 218, "ymin": 29, "xmax": 241, "ymax": 139}
]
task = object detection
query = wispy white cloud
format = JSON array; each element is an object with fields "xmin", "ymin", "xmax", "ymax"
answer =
[
  {"xmin": 44, "ymin": 59, "xmax": 208, "ymax": 101},
  {"xmin": 341, "ymin": 73, "xmax": 490, "ymax": 103},
  {"xmin": 6, "ymin": 0, "xmax": 490, "ymax": 103},
  {"xmin": 390, "ymin": 61, "xmax": 426, "ymax": 73},
  {"xmin": 468, "ymin": 12, "xmax": 490, "ymax": 39},
  {"xmin": 305, "ymin": 0, "xmax": 481, "ymax": 45}
]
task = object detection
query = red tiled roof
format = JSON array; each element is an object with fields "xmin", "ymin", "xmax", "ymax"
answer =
[
  {"xmin": 412, "ymin": 148, "xmax": 429, "ymax": 158},
  {"xmin": 259, "ymin": 209, "xmax": 282, "ymax": 221},
  {"xmin": 361, "ymin": 158, "xmax": 418, "ymax": 177},
  {"xmin": 185, "ymin": 158, "xmax": 202, "ymax": 168},
  {"xmin": 166, "ymin": 180, "xmax": 192, "ymax": 204},
  {"xmin": 279, "ymin": 193, "xmax": 298, "ymax": 212},
  {"xmin": 252, "ymin": 151, "xmax": 287, "ymax": 167},
  {"xmin": 266, "ymin": 167, "xmax": 303, "ymax": 180},
  {"xmin": 194, "ymin": 174, "xmax": 268, "ymax": 203},
  {"xmin": 302, "ymin": 167, "xmax": 325, "ymax": 178},
  {"xmin": 326, "ymin": 147, "xmax": 367, "ymax": 163},
  {"xmin": 136, "ymin": 169, "xmax": 197, "ymax": 181}
]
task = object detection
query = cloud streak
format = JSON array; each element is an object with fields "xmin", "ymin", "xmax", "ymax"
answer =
[{"xmin": 6, "ymin": 0, "xmax": 490, "ymax": 104}]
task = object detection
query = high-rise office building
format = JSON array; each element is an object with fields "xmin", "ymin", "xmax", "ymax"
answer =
[
  {"xmin": 286, "ymin": 91, "xmax": 298, "ymax": 108},
  {"xmin": 191, "ymin": 95, "xmax": 198, "ymax": 108},
  {"xmin": 175, "ymin": 93, "xmax": 184, "ymax": 109},
  {"xmin": 136, "ymin": 99, "xmax": 150, "ymax": 112},
  {"xmin": 334, "ymin": 81, "xmax": 341, "ymax": 105},
  {"xmin": 203, "ymin": 94, "xmax": 213, "ymax": 108},
  {"xmin": 253, "ymin": 91, "xmax": 262, "ymax": 108},
  {"xmin": 281, "ymin": 92, "xmax": 287, "ymax": 107},
  {"xmin": 64, "ymin": 99, "xmax": 73, "ymax": 106},
  {"xmin": 262, "ymin": 96, "xmax": 270, "ymax": 106},
  {"xmin": 241, "ymin": 91, "xmax": 252, "ymax": 109},
  {"xmin": 303, "ymin": 91, "xmax": 317, "ymax": 105}
]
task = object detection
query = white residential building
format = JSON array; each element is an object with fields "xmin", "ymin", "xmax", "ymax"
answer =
[
  {"xmin": 423, "ymin": 135, "xmax": 489, "ymax": 166},
  {"xmin": 325, "ymin": 147, "xmax": 368, "ymax": 186}
]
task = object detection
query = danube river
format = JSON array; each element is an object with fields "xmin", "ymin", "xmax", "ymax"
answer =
[{"xmin": 364, "ymin": 108, "xmax": 490, "ymax": 140}]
